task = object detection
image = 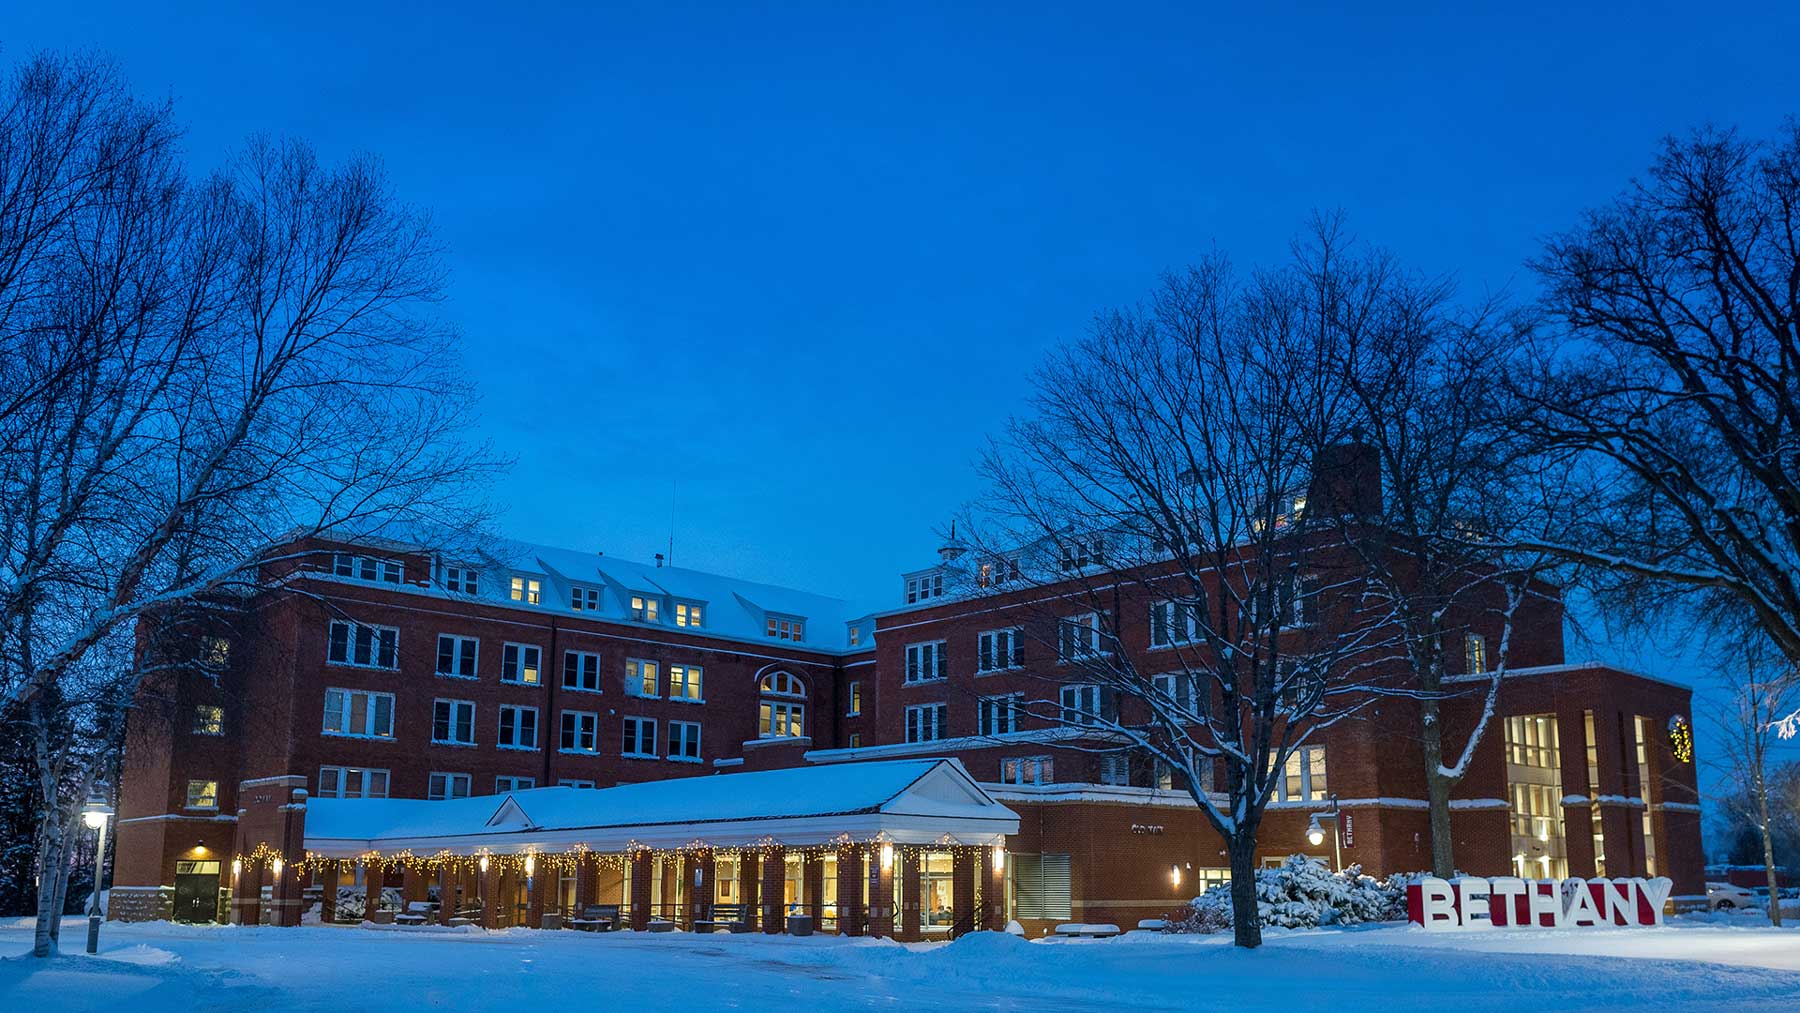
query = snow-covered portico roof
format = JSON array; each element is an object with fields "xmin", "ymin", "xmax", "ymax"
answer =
[{"xmin": 303, "ymin": 758, "xmax": 1018, "ymax": 858}]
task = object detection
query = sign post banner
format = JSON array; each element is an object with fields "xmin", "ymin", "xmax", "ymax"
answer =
[{"xmin": 1405, "ymin": 876, "xmax": 1673, "ymax": 930}]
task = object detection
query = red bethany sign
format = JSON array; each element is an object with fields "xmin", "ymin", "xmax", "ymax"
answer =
[{"xmin": 1406, "ymin": 876, "xmax": 1674, "ymax": 930}]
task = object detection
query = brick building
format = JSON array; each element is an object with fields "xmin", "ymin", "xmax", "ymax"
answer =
[{"xmin": 110, "ymin": 477, "xmax": 1706, "ymax": 933}]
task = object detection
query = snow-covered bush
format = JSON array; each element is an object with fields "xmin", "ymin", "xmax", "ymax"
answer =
[
  {"xmin": 1165, "ymin": 856, "xmax": 1409, "ymax": 932},
  {"xmin": 334, "ymin": 885, "xmax": 404, "ymax": 919}
]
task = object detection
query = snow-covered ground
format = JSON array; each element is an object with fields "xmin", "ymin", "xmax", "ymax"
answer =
[{"xmin": 2, "ymin": 915, "xmax": 1796, "ymax": 1012}]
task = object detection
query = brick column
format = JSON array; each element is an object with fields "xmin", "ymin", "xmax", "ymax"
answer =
[
  {"xmin": 761, "ymin": 847, "xmax": 787, "ymax": 933},
  {"xmin": 402, "ymin": 863, "xmax": 426, "ymax": 906},
  {"xmin": 836, "ymin": 845, "xmax": 866, "ymax": 935},
  {"xmin": 952, "ymin": 850, "xmax": 975, "ymax": 937},
  {"xmin": 365, "ymin": 863, "xmax": 384, "ymax": 923},
  {"xmin": 234, "ymin": 861, "xmax": 259, "ymax": 926},
  {"xmin": 574, "ymin": 852, "xmax": 596, "ymax": 911},
  {"xmin": 867, "ymin": 845, "xmax": 894, "ymax": 938},
  {"xmin": 899, "ymin": 850, "xmax": 921, "ymax": 941},
  {"xmin": 686, "ymin": 850, "xmax": 714, "ymax": 926},
  {"xmin": 438, "ymin": 864, "xmax": 456, "ymax": 925},
  {"xmin": 740, "ymin": 853, "xmax": 761, "ymax": 932},
  {"xmin": 499, "ymin": 865, "xmax": 521, "ymax": 927},
  {"xmin": 527, "ymin": 859, "xmax": 549, "ymax": 928},
  {"xmin": 804, "ymin": 854, "xmax": 824, "ymax": 925},
  {"xmin": 320, "ymin": 864, "xmax": 339, "ymax": 923},
  {"xmin": 983, "ymin": 847, "xmax": 1006, "ymax": 931},
  {"xmin": 480, "ymin": 860, "xmax": 501, "ymax": 929},
  {"xmin": 629, "ymin": 851, "xmax": 652, "ymax": 930}
]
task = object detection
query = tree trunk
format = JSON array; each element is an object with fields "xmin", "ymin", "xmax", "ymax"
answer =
[
  {"xmin": 31, "ymin": 817, "xmax": 65, "ymax": 957},
  {"xmin": 1226, "ymin": 832, "xmax": 1263, "ymax": 949},
  {"xmin": 1756, "ymin": 768, "xmax": 1783, "ymax": 927},
  {"xmin": 1420, "ymin": 697, "xmax": 1456, "ymax": 878}
]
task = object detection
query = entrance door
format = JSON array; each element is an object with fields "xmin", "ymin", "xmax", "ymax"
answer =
[{"xmin": 173, "ymin": 860, "xmax": 221, "ymax": 923}]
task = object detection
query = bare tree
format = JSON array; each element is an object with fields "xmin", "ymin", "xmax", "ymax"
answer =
[
  {"xmin": 965, "ymin": 223, "xmax": 1412, "ymax": 948},
  {"xmin": 1708, "ymin": 636, "xmax": 1798, "ymax": 925},
  {"xmin": 1517, "ymin": 123, "xmax": 1800, "ymax": 736},
  {"xmin": 0, "ymin": 52, "xmax": 499, "ymax": 956}
]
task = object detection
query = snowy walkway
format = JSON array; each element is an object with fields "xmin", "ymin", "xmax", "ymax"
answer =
[{"xmin": 2, "ymin": 916, "xmax": 1797, "ymax": 1012}]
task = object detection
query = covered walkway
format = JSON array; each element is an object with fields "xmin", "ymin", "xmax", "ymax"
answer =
[{"xmin": 229, "ymin": 758, "xmax": 1018, "ymax": 940}]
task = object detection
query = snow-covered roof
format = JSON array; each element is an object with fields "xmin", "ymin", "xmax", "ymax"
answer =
[{"xmin": 304, "ymin": 758, "xmax": 1017, "ymax": 856}]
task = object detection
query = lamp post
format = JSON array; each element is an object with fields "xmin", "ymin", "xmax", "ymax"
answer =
[
  {"xmin": 1305, "ymin": 794, "xmax": 1342, "ymax": 873},
  {"xmin": 81, "ymin": 791, "xmax": 115, "ymax": 954}
]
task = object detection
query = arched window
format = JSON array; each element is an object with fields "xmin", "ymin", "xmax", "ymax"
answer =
[{"xmin": 759, "ymin": 671, "xmax": 805, "ymax": 738}]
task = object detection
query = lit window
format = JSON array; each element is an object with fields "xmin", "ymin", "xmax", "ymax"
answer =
[
  {"xmin": 849, "ymin": 624, "xmax": 862, "ymax": 647},
  {"xmin": 905, "ymin": 703, "xmax": 947, "ymax": 743},
  {"xmin": 1268, "ymin": 745, "xmax": 1328, "ymax": 802},
  {"xmin": 431, "ymin": 698, "xmax": 476, "ymax": 745},
  {"xmin": 497, "ymin": 705, "xmax": 538, "ymax": 750},
  {"xmin": 766, "ymin": 616, "xmax": 804, "ymax": 641},
  {"xmin": 758, "ymin": 671, "xmax": 805, "ymax": 738},
  {"xmin": 978, "ymin": 694, "xmax": 1020, "ymax": 736},
  {"xmin": 444, "ymin": 566, "xmax": 479, "ymax": 594},
  {"xmin": 560, "ymin": 710, "xmax": 598, "ymax": 753},
  {"xmin": 327, "ymin": 620, "xmax": 398, "ymax": 669},
  {"xmin": 562, "ymin": 650, "xmax": 601, "ymax": 692},
  {"xmin": 317, "ymin": 766, "xmax": 388, "ymax": 799},
  {"xmin": 630, "ymin": 595, "xmax": 660, "ymax": 622},
  {"xmin": 977, "ymin": 629, "xmax": 1023, "ymax": 672},
  {"xmin": 1001, "ymin": 756, "xmax": 1053, "ymax": 785},
  {"xmin": 848, "ymin": 732, "xmax": 861, "ymax": 748},
  {"xmin": 904, "ymin": 641, "xmax": 947, "ymax": 683},
  {"xmin": 184, "ymin": 780, "xmax": 219, "ymax": 810},
  {"xmin": 510, "ymin": 576, "xmax": 541, "ymax": 605},
  {"xmin": 323, "ymin": 688, "xmax": 395, "ymax": 739},
  {"xmin": 436, "ymin": 634, "xmax": 479, "ymax": 679},
  {"xmin": 495, "ymin": 776, "xmax": 535, "ymax": 793},
  {"xmin": 501, "ymin": 643, "xmax": 541, "ymax": 685},
  {"xmin": 977, "ymin": 556, "xmax": 1021, "ymax": 588},
  {"xmin": 191, "ymin": 705, "xmax": 225, "ymax": 736},
  {"xmin": 571, "ymin": 586, "xmax": 601, "ymax": 611},
  {"xmin": 847, "ymin": 680, "xmax": 862, "ymax": 716},
  {"xmin": 428, "ymin": 772, "xmax": 471, "ymax": 800},
  {"xmin": 199, "ymin": 637, "xmax": 231, "ymax": 668},
  {"xmin": 669, "ymin": 720, "xmax": 701, "ymax": 762},
  {"xmin": 622, "ymin": 716, "xmax": 657, "ymax": 758},
  {"xmin": 669, "ymin": 664, "xmax": 703, "ymax": 702},
  {"xmin": 1058, "ymin": 537, "xmax": 1104, "ymax": 572},
  {"xmin": 334, "ymin": 553, "xmax": 403, "ymax": 584},
  {"xmin": 1465, "ymin": 633, "xmax": 1488, "ymax": 673},
  {"xmin": 626, "ymin": 658, "xmax": 659, "ymax": 698},
  {"xmin": 675, "ymin": 602, "xmax": 703, "ymax": 628}
]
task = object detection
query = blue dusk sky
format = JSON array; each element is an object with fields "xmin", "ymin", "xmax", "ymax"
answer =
[{"xmin": 7, "ymin": 3, "xmax": 1800, "ymax": 762}]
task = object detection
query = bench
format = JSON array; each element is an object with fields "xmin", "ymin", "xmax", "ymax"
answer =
[
  {"xmin": 693, "ymin": 903, "xmax": 751, "ymax": 933},
  {"xmin": 1053, "ymin": 922, "xmax": 1120, "ymax": 938},
  {"xmin": 569, "ymin": 903, "xmax": 619, "ymax": 932},
  {"xmin": 394, "ymin": 901, "xmax": 434, "ymax": 926}
]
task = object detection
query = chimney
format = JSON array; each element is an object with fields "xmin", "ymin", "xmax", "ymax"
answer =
[
  {"xmin": 1306, "ymin": 440, "xmax": 1382, "ymax": 518},
  {"xmin": 654, "ymin": 552, "xmax": 665, "ymax": 568}
]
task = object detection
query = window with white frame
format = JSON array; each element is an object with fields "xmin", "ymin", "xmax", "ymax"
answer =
[
  {"xmin": 1098, "ymin": 752, "xmax": 1130, "ymax": 786},
  {"xmin": 978, "ymin": 694, "xmax": 1020, "ymax": 736},
  {"xmin": 497, "ymin": 705, "xmax": 538, "ymax": 750},
  {"xmin": 847, "ymin": 680, "xmax": 862, "ymax": 716},
  {"xmin": 1465, "ymin": 633, "xmax": 1488, "ymax": 673},
  {"xmin": 668, "ymin": 664, "xmax": 703, "ymax": 702},
  {"xmin": 904, "ymin": 572, "xmax": 945, "ymax": 604},
  {"xmin": 560, "ymin": 710, "xmax": 598, "ymax": 753},
  {"xmin": 185, "ymin": 779, "xmax": 219, "ymax": 810},
  {"xmin": 501, "ymin": 642, "xmax": 541, "ymax": 685},
  {"xmin": 848, "ymin": 623, "xmax": 863, "ymax": 647},
  {"xmin": 510, "ymin": 575, "xmax": 541, "ymax": 605},
  {"xmin": 1058, "ymin": 536, "xmax": 1104, "ymax": 571},
  {"xmin": 629, "ymin": 595, "xmax": 659, "ymax": 622},
  {"xmin": 766, "ymin": 615, "xmax": 804, "ymax": 641},
  {"xmin": 977, "ymin": 555, "xmax": 1021, "ymax": 588},
  {"xmin": 669, "ymin": 720, "xmax": 701, "ymax": 762},
  {"xmin": 758, "ymin": 671, "xmax": 805, "ymax": 738},
  {"xmin": 432, "ymin": 698, "xmax": 476, "ymax": 745},
  {"xmin": 904, "ymin": 641, "xmax": 947, "ymax": 683},
  {"xmin": 428, "ymin": 772, "xmax": 471, "ymax": 800},
  {"xmin": 1262, "ymin": 574, "xmax": 1321, "ymax": 628},
  {"xmin": 436, "ymin": 634, "xmax": 478, "ymax": 679},
  {"xmin": 1001, "ymin": 756, "xmax": 1053, "ymax": 785},
  {"xmin": 1154, "ymin": 759, "xmax": 1174, "ymax": 791},
  {"xmin": 558, "ymin": 778, "xmax": 596, "ymax": 789},
  {"xmin": 495, "ymin": 775, "xmax": 535, "ymax": 793},
  {"xmin": 675, "ymin": 602, "xmax": 703, "ymax": 628},
  {"xmin": 1270, "ymin": 745, "xmax": 1328, "ymax": 802},
  {"xmin": 317, "ymin": 766, "xmax": 389, "ymax": 799},
  {"xmin": 977, "ymin": 628, "xmax": 1023, "ymax": 673},
  {"xmin": 1150, "ymin": 599, "xmax": 1200, "ymax": 647},
  {"xmin": 562, "ymin": 650, "xmax": 601, "ymax": 691},
  {"xmin": 334, "ymin": 552, "xmax": 403, "ymax": 584},
  {"xmin": 570, "ymin": 586, "xmax": 602, "ymax": 611},
  {"xmin": 1056, "ymin": 613, "xmax": 1104, "ymax": 661},
  {"xmin": 327, "ymin": 620, "xmax": 398, "ymax": 669},
  {"xmin": 626, "ymin": 658, "xmax": 659, "ymax": 697},
  {"xmin": 323, "ymin": 688, "xmax": 394, "ymax": 739},
  {"xmin": 1059, "ymin": 684, "xmax": 1111, "ymax": 726},
  {"xmin": 443, "ymin": 566, "xmax": 479, "ymax": 594},
  {"xmin": 905, "ymin": 702, "xmax": 947, "ymax": 743},
  {"xmin": 1151, "ymin": 672, "xmax": 1200, "ymax": 718},
  {"xmin": 622, "ymin": 716, "xmax": 657, "ymax": 758}
]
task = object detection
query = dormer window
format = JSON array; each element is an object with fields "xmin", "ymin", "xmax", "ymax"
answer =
[
  {"xmin": 510, "ymin": 576, "xmax": 541, "ymax": 605},
  {"xmin": 333, "ymin": 553, "xmax": 403, "ymax": 584},
  {"xmin": 904, "ymin": 573, "xmax": 945, "ymax": 604},
  {"xmin": 977, "ymin": 556, "xmax": 1021, "ymax": 588},
  {"xmin": 1059, "ymin": 537, "xmax": 1105, "ymax": 572},
  {"xmin": 674, "ymin": 602, "xmax": 703, "ymax": 628},
  {"xmin": 848, "ymin": 623, "xmax": 862, "ymax": 647},
  {"xmin": 630, "ymin": 595, "xmax": 660, "ymax": 623},
  {"xmin": 443, "ymin": 566, "xmax": 479, "ymax": 594},
  {"xmin": 571, "ymin": 586, "xmax": 601, "ymax": 611},
  {"xmin": 766, "ymin": 616, "xmax": 804, "ymax": 642}
]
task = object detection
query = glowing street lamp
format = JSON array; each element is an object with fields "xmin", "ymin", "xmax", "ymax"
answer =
[
  {"xmin": 81, "ymin": 791, "xmax": 114, "ymax": 954},
  {"xmin": 1306, "ymin": 794, "xmax": 1343, "ymax": 873}
]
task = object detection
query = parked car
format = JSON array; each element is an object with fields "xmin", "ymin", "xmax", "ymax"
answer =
[{"xmin": 1706, "ymin": 882, "xmax": 1758, "ymax": 910}]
